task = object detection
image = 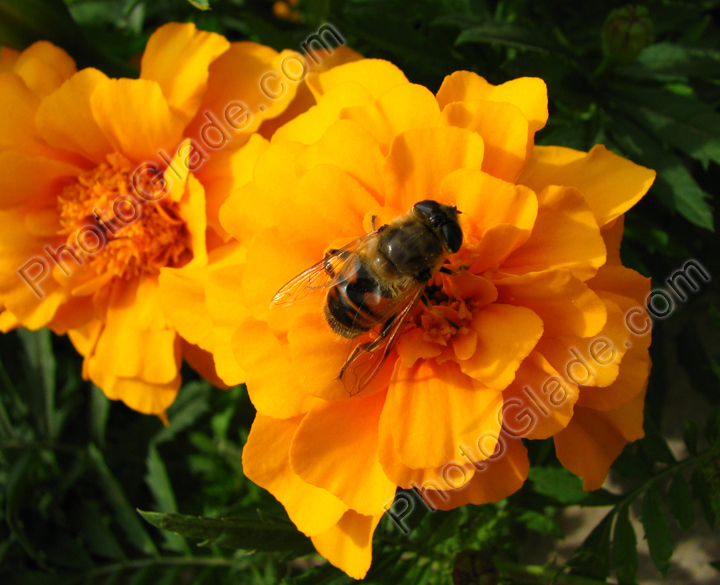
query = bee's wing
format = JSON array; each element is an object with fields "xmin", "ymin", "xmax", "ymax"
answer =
[
  {"xmin": 271, "ymin": 231, "xmax": 379, "ymax": 306},
  {"xmin": 342, "ymin": 283, "xmax": 426, "ymax": 396}
]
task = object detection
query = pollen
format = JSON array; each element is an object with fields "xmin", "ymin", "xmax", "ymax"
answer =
[
  {"xmin": 419, "ymin": 283, "xmax": 472, "ymax": 346},
  {"xmin": 57, "ymin": 153, "xmax": 189, "ymax": 279}
]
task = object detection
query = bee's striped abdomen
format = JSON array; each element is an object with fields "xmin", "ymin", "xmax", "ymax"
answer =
[{"xmin": 324, "ymin": 261, "xmax": 389, "ymax": 338}]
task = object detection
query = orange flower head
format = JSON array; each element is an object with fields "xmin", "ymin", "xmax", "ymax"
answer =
[
  {"xmin": 160, "ymin": 59, "xmax": 656, "ymax": 577},
  {"xmin": 0, "ymin": 24, "xmax": 361, "ymax": 415}
]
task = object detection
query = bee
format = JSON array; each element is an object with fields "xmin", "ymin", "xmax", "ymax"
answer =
[{"xmin": 272, "ymin": 200, "xmax": 463, "ymax": 395}]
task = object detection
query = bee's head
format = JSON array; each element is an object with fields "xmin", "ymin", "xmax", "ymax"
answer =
[{"xmin": 413, "ymin": 200, "xmax": 463, "ymax": 254}]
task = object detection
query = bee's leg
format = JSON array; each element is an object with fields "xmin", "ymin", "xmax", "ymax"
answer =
[
  {"xmin": 337, "ymin": 317, "xmax": 396, "ymax": 380},
  {"xmin": 371, "ymin": 215, "xmax": 377, "ymax": 231},
  {"xmin": 439, "ymin": 265, "xmax": 466, "ymax": 276},
  {"xmin": 420, "ymin": 294, "xmax": 462, "ymax": 330}
]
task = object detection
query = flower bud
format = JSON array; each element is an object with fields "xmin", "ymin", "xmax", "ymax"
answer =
[{"xmin": 602, "ymin": 5, "xmax": 654, "ymax": 64}]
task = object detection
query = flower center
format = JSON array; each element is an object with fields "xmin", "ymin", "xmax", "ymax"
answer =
[
  {"xmin": 57, "ymin": 153, "xmax": 189, "ymax": 279},
  {"xmin": 417, "ymin": 281, "xmax": 472, "ymax": 345}
]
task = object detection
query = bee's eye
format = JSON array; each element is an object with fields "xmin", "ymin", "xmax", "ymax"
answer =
[
  {"xmin": 441, "ymin": 223, "xmax": 463, "ymax": 253},
  {"xmin": 414, "ymin": 200, "xmax": 441, "ymax": 220}
]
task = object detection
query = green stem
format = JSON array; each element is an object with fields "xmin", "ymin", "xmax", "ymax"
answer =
[{"xmin": 85, "ymin": 556, "xmax": 235, "ymax": 578}]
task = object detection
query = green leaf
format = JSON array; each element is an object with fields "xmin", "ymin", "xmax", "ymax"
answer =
[
  {"xmin": 684, "ymin": 420, "xmax": 699, "ymax": 455},
  {"xmin": 618, "ymin": 43, "xmax": 720, "ymax": 80},
  {"xmin": 529, "ymin": 466, "xmax": 621, "ymax": 505},
  {"xmin": 568, "ymin": 510, "xmax": 613, "ymax": 580},
  {"xmin": 612, "ymin": 84, "xmax": 720, "ymax": 168},
  {"xmin": 640, "ymin": 486, "xmax": 674, "ymax": 576},
  {"xmin": 138, "ymin": 510, "xmax": 314, "ymax": 554},
  {"xmin": 669, "ymin": 472, "xmax": 696, "ymax": 530},
  {"xmin": 17, "ymin": 329, "xmax": 58, "ymax": 439},
  {"xmin": 90, "ymin": 384, "xmax": 110, "ymax": 449},
  {"xmin": 88, "ymin": 444, "xmax": 159, "ymax": 557},
  {"xmin": 153, "ymin": 381, "xmax": 210, "ymax": 445},
  {"xmin": 76, "ymin": 500, "xmax": 126, "ymax": 561},
  {"xmin": 0, "ymin": 0, "xmax": 83, "ymax": 49},
  {"xmin": 613, "ymin": 506, "xmax": 638, "ymax": 585},
  {"xmin": 515, "ymin": 509, "xmax": 563, "ymax": 538},
  {"xmin": 691, "ymin": 467, "xmax": 717, "ymax": 529},
  {"xmin": 609, "ymin": 112, "xmax": 714, "ymax": 230},
  {"xmin": 145, "ymin": 444, "xmax": 188, "ymax": 553},
  {"xmin": 5, "ymin": 450, "xmax": 41, "ymax": 560},
  {"xmin": 187, "ymin": 0, "xmax": 210, "ymax": 10},
  {"xmin": 455, "ymin": 22, "xmax": 557, "ymax": 53}
]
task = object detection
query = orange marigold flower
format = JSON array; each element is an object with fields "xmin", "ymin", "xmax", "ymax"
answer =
[
  {"xmin": 159, "ymin": 60, "xmax": 655, "ymax": 577},
  {"xmin": 0, "ymin": 23, "xmax": 360, "ymax": 416}
]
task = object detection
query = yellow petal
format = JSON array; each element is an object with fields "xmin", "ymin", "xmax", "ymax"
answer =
[
  {"xmin": 177, "ymin": 174, "xmax": 207, "ymax": 269},
  {"xmin": 502, "ymin": 185, "xmax": 606, "ymax": 281},
  {"xmin": 232, "ymin": 316, "xmax": 318, "ymax": 418},
  {"xmin": 389, "ymin": 359, "xmax": 503, "ymax": 469},
  {"xmin": 35, "ymin": 68, "xmax": 113, "ymax": 164},
  {"xmin": 436, "ymin": 72, "xmax": 548, "ymax": 134},
  {"xmin": 271, "ymin": 81, "xmax": 374, "ymax": 145},
  {"xmin": 96, "ymin": 372, "xmax": 181, "ymax": 416},
  {"xmin": 518, "ymin": 145, "xmax": 656, "ymax": 227},
  {"xmin": 0, "ymin": 151, "xmax": 82, "ymax": 209},
  {"xmin": 243, "ymin": 413, "xmax": 348, "ymax": 535},
  {"xmin": 340, "ymin": 82, "xmax": 441, "ymax": 154},
  {"xmin": 298, "ymin": 119, "xmax": 385, "ymax": 200},
  {"xmin": 14, "ymin": 41, "xmax": 76, "ymax": 98},
  {"xmin": 140, "ymin": 23, "xmax": 230, "ymax": 124},
  {"xmin": 290, "ymin": 390, "xmax": 397, "ymax": 516},
  {"xmin": 439, "ymin": 99, "xmax": 530, "ymax": 182},
  {"xmin": 501, "ymin": 351, "xmax": 579, "ymax": 440},
  {"xmin": 384, "ymin": 126, "xmax": 484, "ymax": 210},
  {"xmin": 0, "ymin": 47, "xmax": 20, "ymax": 71},
  {"xmin": 90, "ymin": 78, "xmax": 184, "ymax": 164},
  {"xmin": 419, "ymin": 434, "xmax": 529, "ymax": 510},
  {"xmin": 555, "ymin": 391, "xmax": 646, "ymax": 491},
  {"xmin": 311, "ymin": 510, "xmax": 383, "ymax": 580},
  {"xmin": 493, "ymin": 269, "xmax": 608, "ymax": 337},
  {"xmin": 307, "ymin": 58, "xmax": 407, "ymax": 101},
  {"xmin": 157, "ymin": 266, "xmax": 214, "ymax": 352},
  {"xmin": 459, "ymin": 303, "xmax": 544, "ymax": 390}
]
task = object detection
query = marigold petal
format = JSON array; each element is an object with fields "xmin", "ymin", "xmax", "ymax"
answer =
[
  {"xmin": 271, "ymin": 81, "xmax": 374, "ymax": 145},
  {"xmin": 340, "ymin": 83, "xmax": 441, "ymax": 154},
  {"xmin": 184, "ymin": 44, "xmax": 298, "ymax": 145},
  {"xmin": 0, "ymin": 47, "xmax": 19, "ymax": 71},
  {"xmin": 0, "ymin": 72, "xmax": 60, "ymax": 158},
  {"xmin": 384, "ymin": 127, "xmax": 484, "ymax": 210},
  {"xmin": 555, "ymin": 392, "xmax": 646, "ymax": 491},
  {"xmin": 396, "ymin": 327, "xmax": 443, "ymax": 368},
  {"xmin": 378, "ymin": 394, "xmax": 476, "ymax": 489},
  {"xmin": 290, "ymin": 390, "xmax": 396, "ymax": 516},
  {"xmin": 89, "ymin": 278, "xmax": 180, "ymax": 385},
  {"xmin": 307, "ymin": 58, "xmax": 407, "ymax": 101},
  {"xmin": 181, "ymin": 339, "xmax": 228, "ymax": 389},
  {"xmin": 157, "ymin": 266, "xmax": 214, "ymax": 352},
  {"xmin": 468, "ymin": 225, "xmax": 532, "ymax": 274},
  {"xmin": 439, "ymin": 99, "xmax": 530, "ymax": 182},
  {"xmin": 588, "ymin": 264, "xmax": 651, "ymax": 308},
  {"xmin": 35, "ymin": 68, "xmax": 113, "ymax": 164},
  {"xmin": 140, "ymin": 23, "xmax": 229, "ymax": 124},
  {"xmin": 602, "ymin": 216, "xmax": 624, "ymax": 266},
  {"xmin": 298, "ymin": 119, "xmax": 385, "ymax": 200},
  {"xmin": 243, "ymin": 413, "xmax": 349, "ymax": 535},
  {"xmin": 459, "ymin": 304, "xmax": 544, "ymax": 390},
  {"xmin": 535, "ymin": 297, "xmax": 630, "ymax": 388},
  {"xmin": 493, "ymin": 269, "xmax": 608, "ymax": 337},
  {"xmin": 502, "ymin": 185, "xmax": 606, "ymax": 281},
  {"xmin": 97, "ymin": 373, "xmax": 181, "ymax": 416},
  {"xmin": 197, "ymin": 133, "xmax": 269, "ymax": 239},
  {"xmin": 0, "ymin": 151, "xmax": 82, "ymax": 209},
  {"xmin": 419, "ymin": 435, "xmax": 529, "ymax": 510},
  {"xmin": 389, "ymin": 359, "xmax": 503, "ymax": 469},
  {"xmin": 452, "ymin": 169, "xmax": 537, "ymax": 233},
  {"xmin": 311, "ymin": 510, "xmax": 383, "ymax": 580},
  {"xmin": 443, "ymin": 271, "xmax": 498, "ymax": 308},
  {"xmin": 518, "ymin": 145, "xmax": 656, "ymax": 227},
  {"xmin": 436, "ymin": 72, "xmax": 548, "ymax": 133},
  {"xmin": 502, "ymin": 351, "xmax": 579, "ymax": 440},
  {"xmin": 232, "ymin": 316, "xmax": 318, "ymax": 418},
  {"xmin": 14, "ymin": 41, "xmax": 76, "ymax": 98},
  {"xmin": 90, "ymin": 78, "xmax": 184, "ymax": 164},
  {"xmin": 220, "ymin": 141, "xmax": 303, "ymax": 244}
]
